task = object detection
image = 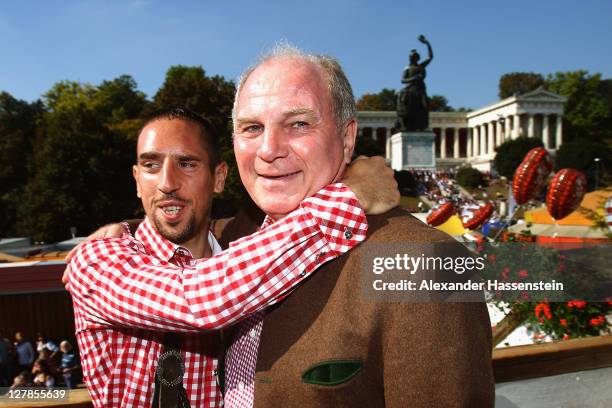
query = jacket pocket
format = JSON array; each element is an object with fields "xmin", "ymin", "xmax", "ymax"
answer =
[{"xmin": 301, "ymin": 360, "xmax": 363, "ymax": 386}]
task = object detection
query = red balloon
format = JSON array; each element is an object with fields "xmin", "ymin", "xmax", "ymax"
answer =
[
  {"xmin": 512, "ymin": 147, "xmax": 553, "ymax": 205},
  {"xmin": 462, "ymin": 203, "xmax": 494, "ymax": 230},
  {"xmin": 546, "ymin": 169, "xmax": 587, "ymax": 220},
  {"xmin": 427, "ymin": 202, "xmax": 454, "ymax": 227}
]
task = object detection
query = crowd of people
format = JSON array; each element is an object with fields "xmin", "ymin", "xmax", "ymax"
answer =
[
  {"xmin": 408, "ymin": 169, "xmax": 508, "ymax": 226},
  {"xmin": 0, "ymin": 331, "xmax": 81, "ymax": 391}
]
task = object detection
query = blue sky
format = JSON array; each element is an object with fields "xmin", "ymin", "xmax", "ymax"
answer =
[{"xmin": 1, "ymin": 0, "xmax": 610, "ymax": 109}]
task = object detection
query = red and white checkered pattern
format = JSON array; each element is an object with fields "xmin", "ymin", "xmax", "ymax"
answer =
[{"xmin": 67, "ymin": 183, "xmax": 367, "ymax": 407}]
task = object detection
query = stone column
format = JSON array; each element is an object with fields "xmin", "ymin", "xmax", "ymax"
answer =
[
  {"xmin": 480, "ymin": 125, "xmax": 486, "ymax": 156},
  {"xmin": 542, "ymin": 115, "xmax": 550, "ymax": 149},
  {"xmin": 513, "ymin": 114, "xmax": 521, "ymax": 138},
  {"xmin": 467, "ymin": 128, "xmax": 472, "ymax": 158},
  {"xmin": 488, "ymin": 122, "xmax": 495, "ymax": 154},
  {"xmin": 504, "ymin": 116, "xmax": 511, "ymax": 141},
  {"xmin": 385, "ymin": 127, "xmax": 392, "ymax": 160},
  {"xmin": 556, "ymin": 115, "xmax": 563, "ymax": 147},
  {"xmin": 453, "ymin": 127, "xmax": 460, "ymax": 158},
  {"xmin": 496, "ymin": 120, "xmax": 503, "ymax": 146},
  {"xmin": 371, "ymin": 127, "xmax": 378, "ymax": 141},
  {"xmin": 474, "ymin": 126, "xmax": 480, "ymax": 157},
  {"xmin": 528, "ymin": 114, "xmax": 535, "ymax": 138},
  {"xmin": 440, "ymin": 128, "xmax": 447, "ymax": 159}
]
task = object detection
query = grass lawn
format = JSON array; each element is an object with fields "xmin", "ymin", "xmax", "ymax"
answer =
[
  {"xmin": 468, "ymin": 179, "xmax": 510, "ymax": 201},
  {"xmin": 399, "ymin": 196, "xmax": 430, "ymax": 212}
]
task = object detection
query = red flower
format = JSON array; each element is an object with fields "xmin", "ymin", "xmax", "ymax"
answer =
[
  {"xmin": 556, "ymin": 263, "xmax": 566, "ymax": 273},
  {"xmin": 535, "ymin": 303, "xmax": 552, "ymax": 321},
  {"xmin": 563, "ymin": 334, "xmax": 570, "ymax": 340},
  {"xmin": 589, "ymin": 316, "xmax": 606, "ymax": 326},
  {"xmin": 518, "ymin": 269, "xmax": 529, "ymax": 278},
  {"xmin": 501, "ymin": 267, "xmax": 510, "ymax": 281},
  {"xmin": 560, "ymin": 318, "xmax": 567, "ymax": 327},
  {"xmin": 567, "ymin": 300, "xmax": 586, "ymax": 309}
]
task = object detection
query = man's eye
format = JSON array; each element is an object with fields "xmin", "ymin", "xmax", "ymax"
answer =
[
  {"xmin": 243, "ymin": 124, "xmax": 263, "ymax": 133},
  {"xmin": 293, "ymin": 121, "xmax": 308, "ymax": 128},
  {"xmin": 142, "ymin": 161, "xmax": 160, "ymax": 169},
  {"xmin": 179, "ymin": 162, "xmax": 196, "ymax": 168}
]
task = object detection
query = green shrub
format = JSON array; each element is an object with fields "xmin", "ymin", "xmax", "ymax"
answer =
[{"xmin": 456, "ymin": 167, "xmax": 483, "ymax": 189}]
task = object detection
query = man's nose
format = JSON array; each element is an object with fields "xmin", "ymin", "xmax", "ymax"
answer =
[
  {"xmin": 158, "ymin": 159, "xmax": 179, "ymax": 193},
  {"xmin": 257, "ymin": 126, "xmax": 289, "ymax": 162}
]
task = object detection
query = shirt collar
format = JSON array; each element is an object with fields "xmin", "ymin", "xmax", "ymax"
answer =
[
  {"xmin": 135, "ymin": 217, "xmax": 223, "ymax": 261},
  {"xmin": 261, "ymin": 215, "xmax": 275, "ymax": 229}
]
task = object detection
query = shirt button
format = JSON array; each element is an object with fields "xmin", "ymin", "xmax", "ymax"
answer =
[
  {"xmin": 299, "ymin": 270, "xmax": 306, "ymax": 277},
  {"xmin": 238, "ymin": 381, "xmax": 245, "ymax": 390},
  {"xmin": 344, "ymin": 228, "xmax": 353, "ymax": 240},
  {"xmin": 249, "ymin": 328, "xmax": 257, "ymax": 339},
  {"xmin": 316, "ymin": 251, "xmax": 326, "ymax": 259}
]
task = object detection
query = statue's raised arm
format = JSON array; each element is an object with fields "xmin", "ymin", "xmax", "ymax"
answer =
[{"xmin": 418, "ymin": 35, "xmax": 433, "ymax": 67}]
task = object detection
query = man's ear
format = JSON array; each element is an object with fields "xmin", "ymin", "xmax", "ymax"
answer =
[
  {"xmin": 342, "ymin": 118, "xmax": 358, "ymax": 164},
  {"xmin": 132, "ymin": 165, "xmax": 142, "ymax": 198},
  {"xmin": 213, "ymin": 161, "xmax": 228, "ymax": 194}
]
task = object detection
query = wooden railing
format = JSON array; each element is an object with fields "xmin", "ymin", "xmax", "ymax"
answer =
[{"xmin": 492, "ymin": 334, "xmax": 612, "ymax": 383}]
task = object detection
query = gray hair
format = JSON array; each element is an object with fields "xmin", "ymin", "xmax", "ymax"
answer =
[{"xmin": 232, "ymin": 42, "xmax": 356, "ymax": 132}]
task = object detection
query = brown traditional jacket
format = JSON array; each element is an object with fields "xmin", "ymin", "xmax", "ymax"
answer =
[{"xmin": 217, "ymin": 207, "xmax": 495, "ymax": 407}]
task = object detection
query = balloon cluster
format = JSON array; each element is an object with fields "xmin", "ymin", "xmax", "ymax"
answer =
[
  {"xmin": 426, "ymin": 147, "xmax": 590, "ymax": 232},
  {"xmin": 511, "ymin": 147, "xmax": 587, "ymax": 221}
]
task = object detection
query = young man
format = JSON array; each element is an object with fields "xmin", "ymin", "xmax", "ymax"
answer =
[{"xmin": 65, "ymin": 107, "xmax": 398, "ymax": 407}]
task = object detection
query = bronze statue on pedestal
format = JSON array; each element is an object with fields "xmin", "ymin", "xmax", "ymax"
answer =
[{"xmin": 396, "ymin": 35, "xmax": 433, "ymax": 132}]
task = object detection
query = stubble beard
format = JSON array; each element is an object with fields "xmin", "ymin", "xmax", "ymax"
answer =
[{"xmin": 153, "ymin": 210, "xmax": 198, "ymax": 245}]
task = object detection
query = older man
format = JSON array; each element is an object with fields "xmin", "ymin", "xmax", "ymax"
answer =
[
  {"xmin": 65, "ymin": 107, "xmax": 398, "ymax": 407},
  {"xmin": 221, "ymin": 45, "xmax": 494, "ymax": 407}
]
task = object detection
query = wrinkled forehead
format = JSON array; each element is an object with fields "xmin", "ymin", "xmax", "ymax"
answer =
[{"xmin": 236, "ymin": 59, "xmax": 332, "ymax": 118}]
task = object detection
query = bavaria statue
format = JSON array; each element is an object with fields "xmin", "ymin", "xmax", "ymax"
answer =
[{"xmin": 395, "ymin": 34, "xmax": 434, "ymax": 132}]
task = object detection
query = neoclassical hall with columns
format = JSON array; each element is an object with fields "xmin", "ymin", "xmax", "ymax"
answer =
[{"xmin": 356, "ymin": 88, "xmax": 566, "ymax": 172}]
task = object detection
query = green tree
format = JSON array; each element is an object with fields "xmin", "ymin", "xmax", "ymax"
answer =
[
  {"xmin": 428, "ymin": 95, "xmax": 454, "ymax": 112},
  {"xmin": 356, "ymin": 88, "xmax": 397, "ymax": 111},
  {"xmin": 19, "ymin": 77, "xmax": 147, "ymax": 242},
  {"xmin": 0, "ymin": 92, "xmax": 43, "ymax": 237},
  {"xmin": 545, "ymin": 70, "xmax": 611, "ymax": 144},
  {"xmin": 498, "ymin": 72, "xmax": 545, "ymax": 99},
  {"xmin": 554, "ymin": 140, "xmax": 611, "ymax": 190},
  {"xmin": 353, "ymin": 135, "xmax": 384, "ymax": 158},
  {"xmin": 493, "ymin": 137, "xmax": 544, "ymax": 179},
  {"xmin": 356, "ymin": 89, "xmax": 456, "ymax": 112}
]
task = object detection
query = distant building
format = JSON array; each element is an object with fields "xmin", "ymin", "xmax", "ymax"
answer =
[{"xmin": 357, "ymin": 88, "xmax": 567, "ymax": 172}]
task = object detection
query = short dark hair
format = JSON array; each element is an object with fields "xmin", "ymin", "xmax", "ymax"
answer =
[{"xmin": 139, "ymin": 107, "xmax": 221, "ymax": 169}]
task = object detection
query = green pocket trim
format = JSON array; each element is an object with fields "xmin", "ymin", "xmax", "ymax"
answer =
[{"xmin": 301, "ymin": 359, "xmax": 363, "ymax": 386}]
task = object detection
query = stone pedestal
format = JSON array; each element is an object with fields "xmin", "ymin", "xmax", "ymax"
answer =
[{"xmin": 390, "ymin": 131, "xmax": 436, "ymax": 170}]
